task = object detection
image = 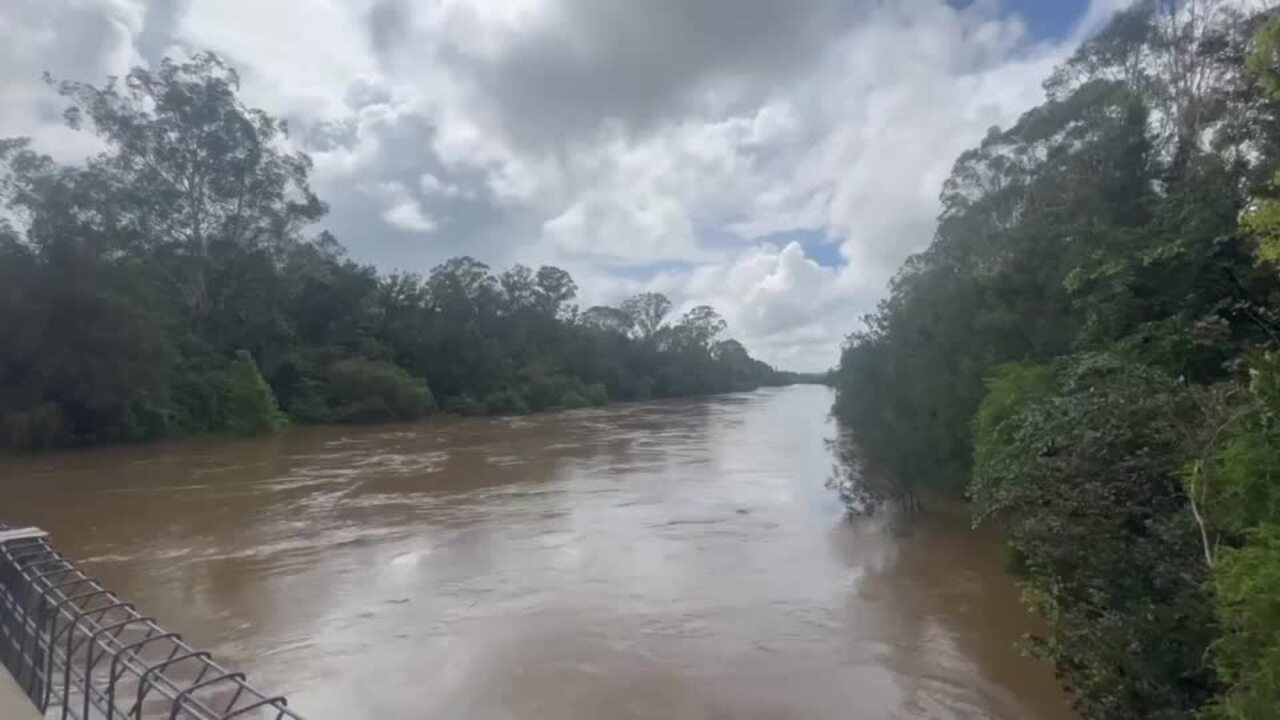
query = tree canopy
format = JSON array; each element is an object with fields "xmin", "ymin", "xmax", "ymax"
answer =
[
  {"xmin": 833, "ymin": 2, "xmax": 1280, "ymax": 717},
  {"xmin": 0, "ymin": 54, "xmax": 791, "ymax": 451}
]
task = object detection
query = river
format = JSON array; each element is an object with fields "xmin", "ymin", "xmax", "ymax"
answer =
[{"xmin": 0, "ymin": 385, "xmax": 1073, "ymax": 719}]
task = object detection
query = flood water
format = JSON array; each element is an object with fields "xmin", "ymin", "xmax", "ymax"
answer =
[{"xmin": 0, "ymin": 385, "xmax": 1073, "ymax": 719}]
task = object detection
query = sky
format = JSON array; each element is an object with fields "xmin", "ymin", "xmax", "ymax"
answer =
[{"xmin": 0, "ymin": 0, "xmax": 1133, "ymax": 371}]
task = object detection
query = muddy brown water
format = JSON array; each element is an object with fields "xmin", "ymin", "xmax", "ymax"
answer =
[{"xmin": 0, "ymin": 385, "xmax": 1074, "ymax": 719}]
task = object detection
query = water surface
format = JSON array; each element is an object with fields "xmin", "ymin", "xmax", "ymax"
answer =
[{"xmin": 0, "ymin": 385, "xmax": 1074, "ymax": 719}]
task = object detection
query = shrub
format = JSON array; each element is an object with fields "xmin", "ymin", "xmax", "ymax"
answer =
[
  {"xmin": 443, "ymin": 393, "xmax": 487, "ymax": 416},
  {"xmin": 972, "ymin": 355, "xmax": 1217, "ymax": 718},
  {"xmin": 172, "ymin": 369, "xmax": 230, "ymax": 432},
  {"xmin": 482, "ymin": 387, "xmax": 531, "ymax": 415},
  {"xmin": 282, "ymin": 377, "xmax": 331, "ymax": 423},
  {"xmin": 559, "ymin": 390, "xmax": 589, "ymax": 408},
  {"xmin": 3, "ymin": 403, "xmax": 69, "ymax": 451},
  {"xmin": 1209, "ymin": 524, "xmax": 1280, "ymax": 719},
  {"xmin": 324, "ymin": 359, "xmax": 435, "ymax": 423},
  {"xmin": 582, "ymin": 382, "xmax": 608, "ymax": 406},
  {"xmin": 522, "ymin": 375, "xmax": 572, "ymax": 411},
  {"xmin": 225, "ymin": 350, "xmax": 284, "ymax": 435}
]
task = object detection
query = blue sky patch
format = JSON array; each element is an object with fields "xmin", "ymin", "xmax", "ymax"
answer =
[
  {"xmin": 950, "ymin": 0, "xmax": 1090, "ymax": 41},
  {"xmin": 759, "ymin": 229, "xmax": 846, "ymax": 269}
]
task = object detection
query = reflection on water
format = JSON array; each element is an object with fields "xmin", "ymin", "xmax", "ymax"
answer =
[{"xmin": 0, "ymin": 385, "xmax": 1074, "ymax": 719}]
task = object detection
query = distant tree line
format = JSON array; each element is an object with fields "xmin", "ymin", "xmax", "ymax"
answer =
[
  {"xmin": 0, "ymin": 53, "xmax": 787, "ymax": 452},
  {"xmin": 834, "ymin": 3, "xmax": 1280, "ymax": 718}
]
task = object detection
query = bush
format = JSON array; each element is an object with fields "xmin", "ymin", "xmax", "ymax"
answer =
[
  {"xmin": 519, "ymin": 374, "xmax": 607, "ymax": 411},
  {"xmin": 327, "ymin": 397, "xmax": 396, "ymax": 424},
  {"xmin": 1209, "ymin": 524, "xmax": 1280, "ymax": 719},
  {"xmin": 971, "ymin": 362, "xmax": 1056, "ymax": 483},
  {"xmin": 172, "ymin": 368, "xmax": 230, "ymax": 432},
  {"xmin": 1201, "ymin": 355, "xmax": 1280, "ymax": 719},
  {"xmin": 107, "ymin": 396, "xmax": 172, "ymax": 443},
  {"xmin": 582, "ymin": 382, "xmax": 608, "ymax": 406},
  {"xmin": 559, "ymin": 390, "xmax": 589, "ymax": 408},
  {"xmin": 482, "ymin": 387, "xmax": 531, "ymax": 415},
  {"xmin": 282, "ymin": 377, "xmax": 330, "ymax": 423},
  {"xmin": 225, "ymin": 350, "xmax": 284, "ymax": 435},
  {"xmin": 522, "ymin": 374, "xmax": 573, "ymax": 411},
  {"xmin": 3, "ymin": 403, "xmax": 69, "ymax": 451},
  {"xmin": 972, "ymin": 355, "xmax": 1217, "ymax": 718},
  {"xmin": 442, "ymin": 393, "xmax": 487, "ymax": 416},
  {"xmin": 324, "ymin": 359, "xmax": 435, "ymax": 423}
]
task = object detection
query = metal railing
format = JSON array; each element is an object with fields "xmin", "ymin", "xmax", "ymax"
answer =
[{"xmin": 0, "ymin": 526, "xmax": 305, "ymax": 720}]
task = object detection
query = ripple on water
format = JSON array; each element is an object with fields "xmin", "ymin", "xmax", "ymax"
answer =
[{"xmin": 0, "ymin": 387, "xmax": 1075, "ymax": 720}]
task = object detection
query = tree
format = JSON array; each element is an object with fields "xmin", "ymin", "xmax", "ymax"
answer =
[
  {"xmin": 664, "ymin": 305, "xmax": 726, "ymax": 352},
  {"xmin": 49, "ymin": 53, "xmax": 325, "ymax": 254},
  {"xmin": 833, "ymin": 6, "xmax": 1280, "ymax": 717},
  {"xmin": 321, "ymin": 359, "xmax": 435, "ymax": 423},
  {"xmin": 225, "ymin": 350, "xmax": 282, "ymax": 435},
  {"xmin": 580, "ymin": 305, "xmax": 633, "ymax": 335},
  {"xmin": 499, "ymin": 264, "xmax": 537, "ymax": 312},
  {"xmin": 971, "ymin": 356, "xmax": 1217, "ymax": 718},
  {"xmin": 0, "ymin": 51, "xmax": 791, "ymax": 451},
  {"xmin": 622, "ymin": 292, "xmax": 671, "ymax": 341},
  {"xmin": 1193, "ymin": 354, "xmax": 1280, "ymax": 718},
  {"xmin": 534, "ymin": 265, "xmax": 577, "ymax": 317},
  {"xmin": 48, "ymin": 53, "xmax": 325, "ymax": 317}
]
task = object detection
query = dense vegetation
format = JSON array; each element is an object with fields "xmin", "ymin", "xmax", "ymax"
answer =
[
  {"xmin": 834, "ymin": 2, "xmax": 1280, "ymax": 717},
  {"xmin": 0, "ymin": 54, "xmax": 788, "ymax": 451}
]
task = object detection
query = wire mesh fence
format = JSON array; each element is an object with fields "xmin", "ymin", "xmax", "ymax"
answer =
[{"xmin": 0, "ymin": 525, "xmax": 305, "ymax": 720}]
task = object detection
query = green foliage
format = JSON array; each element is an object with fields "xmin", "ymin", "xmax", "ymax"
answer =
[
  {"xmin": 225, "ymin": 350, "xmax": 282, "ymax": 435},
  {"xmin": 972, "ymin": 355, "xmax": 1218, "ymax": 718},
  {"xmin": 171, "ymin": 367, "xmax": 231, "ymax": 433},
  {"xmin": 582, "ymin": 382, "xmax": 609, "ymax": 406},
  {"xmin": 0, "ymin": 52, "xmax": 794, "ymax": 451},
  {"xmin": 322, "ymin": 359, "xmax": 435, "ymax": 424},
  {"xmin": 482, "ymin": 387, "xmax": 531, "ymax": 416},
  {"xmin": 1247, "ymin": 13, "xmax": 1280, "ymax": 102},
  {"xmin": 442, "ymin": 394, "xmax": 487, "ymax": 416},
  {"xmin": 559, "ymin": 390, "xmax": 589, "ymax": 409},
  {"xmin": 1209, "ymin": 524, "xmax": 1280, "ymax": 719},
  {"xmin": 971, "ymin": 363, "xmax": 1056, "ymax": 481},
  {"xmin": 1243, "ymin": 175, "xmax": 1280, "ymax": 266},
  {"xmin": 1198, "ymin": 355, "xmax": 1280, "ymax": 718},
  {"xmin": 834, "ymin": 5, "xmax": 1280, "ymax": 718}
]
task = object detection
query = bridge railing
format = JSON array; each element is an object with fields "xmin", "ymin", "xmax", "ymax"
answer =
[{"xmin": 0, "ymin": 526, "xmax": 305, "ymax": 720}]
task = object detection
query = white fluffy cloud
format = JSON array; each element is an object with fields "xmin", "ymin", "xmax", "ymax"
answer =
[
  {"xmin": 376, "ymin": 182, "xmax": 438, "ymax": 234},
  {"xmin": 0, "ymin": 0, "xmax": 1133, "ymax": 370}
]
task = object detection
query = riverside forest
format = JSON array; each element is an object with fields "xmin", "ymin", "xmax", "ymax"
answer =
[
  {"xmin": 834, "ymin": 3, "xmax": 1280, "ymax": 719},
  {"xmin": 0, "ymin": 53, "xmax": 801, "ymax": 450},
  {"xmin": 4, "ymin": 1, "xmax": 1280, "ymax": 720}
]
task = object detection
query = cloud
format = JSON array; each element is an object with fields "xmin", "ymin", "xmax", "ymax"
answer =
[
  {"xmin": 377, "ymin": 182, "xmax": 437, "ymax": 234},
  {"xmin": 427, "ymin": 0, "xmax": 861, "ymax": 148},
  {"xmin": 0, "ymin": 0, "xmax": 1127, "ymax": 370},
  {"xmin": 0, "ymin": 0, "xmax": 145, "ymax": 161},
  {"xmin": 419, "ymin": 172, "xmax": 472, "ymax": 199}
]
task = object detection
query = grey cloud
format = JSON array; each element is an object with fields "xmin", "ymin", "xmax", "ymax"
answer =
[
  {"xmin": 3, "ymin": 0, "xmax": 134, "ymax": 85},
  {"xmin": 1, "ymin": 0, "xmax": 144, "ymax": 152},
  {"xmin": 300, "ymin": 111, "xmax": 519, "ymax": 272},
  {"xmin": 441, "ymin": 0, "xmax": 865, "ymax": 147},
  {"xmin": 366, "ymin": 0, "xmax": 410, "ymax": 62},
  {"xmin": 136, "ymin": 0, "xmax": 189, "ymax": 65}
]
